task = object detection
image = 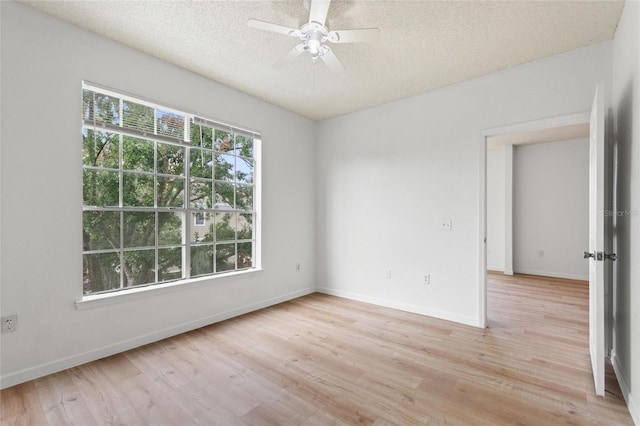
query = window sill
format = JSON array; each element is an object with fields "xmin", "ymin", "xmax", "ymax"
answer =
[{"xmin": 75, "ymin": 268, "xmax": 264, "ymax": 311}]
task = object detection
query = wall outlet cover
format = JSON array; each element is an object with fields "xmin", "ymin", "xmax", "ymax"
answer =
[{"xmin": 1, "ymin": 315, "xmax": 17, "ymax": 333}]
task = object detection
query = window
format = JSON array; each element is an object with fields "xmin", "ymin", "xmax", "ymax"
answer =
[
  {"xmin": 82, "ymin": 83, "xmax": 259, "ymax": 295},
  {"xmin": 194, "ymin": 212, "xmax": 206, "ymax": 227}
]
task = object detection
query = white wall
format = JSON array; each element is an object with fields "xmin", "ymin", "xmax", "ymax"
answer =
[
  {"xmin": 611, "ymin": 0, "xmax": 640, "ymax": 423},
  {"xmin": 316, "ymin": 40, "xmax": 612, "ymax": 327},
  {"xmin": 486, "ymin": 146, "xmax": 506, "ymax": 271},
  {"xmin": 0, "ymin": 2, "xmax": 316, "ymax": 388},
  {"xmin": 512, "ymin": 138, "xmax": 589, "ymax": 280}
]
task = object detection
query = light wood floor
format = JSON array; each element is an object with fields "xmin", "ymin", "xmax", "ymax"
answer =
[{"xmin": 1, "ymin": 273, "xmax": 633, "ymax": 425}]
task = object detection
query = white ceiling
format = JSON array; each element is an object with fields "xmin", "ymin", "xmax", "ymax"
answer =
[{"xmin": 19, "ymin": 0, "xmax": 624, "ymax": 120}]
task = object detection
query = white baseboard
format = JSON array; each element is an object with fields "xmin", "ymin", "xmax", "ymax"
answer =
[
  {"xmin": 316, "ymin": 287, "xmax": 480, "ymax": 328},
  {"xmin": 611, "ymin": 350, "xmax": 639, "ymax": 425},
  {"xmin": 0, "ymin": 287, "xmax": 315, "ymax": 390},
  {"xmin": 513, "ymin": 268, "xmax": 588, "ymax": 281}
]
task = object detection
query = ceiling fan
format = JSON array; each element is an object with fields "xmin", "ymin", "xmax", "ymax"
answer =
[{"xmin": 248, "ymin": 0, "xmax": 380, "ymax": 72}]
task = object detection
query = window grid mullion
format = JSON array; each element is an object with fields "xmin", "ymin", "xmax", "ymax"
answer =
[
  {"xmin": 119, "ymin": 212, "xmax": 124, "ymax": 290},
  {"xmin": 155, "ymin": 212, "xmax": 160, "ymax": 284},
  {"xmin": 154, "ymin": 141, "xmax": 159, "ymax": 284},
  {"xmin": 234, "ymin": 242, "xmax": 238, "ymax": 271},
  {"xmin": 82, "ymin": 120, "xmax": 189, "ymax": 148},
  {"xmin": 118, "ymin": 97, "xmax": 125, "ymax": 290},
  {"xmin": 153, "ymin": 106, "xmax": 158, "ymax": 136},
  {"xmin": 184, "ymin": 134, "xmax": 192, "ymax": 280},
  {"xmin": 214, "ymin": 148, "xmax": 218, "ymax": 277},
  {"xmin": 212, "ymin": 212, "xmax": 217, "ymax": 274}
]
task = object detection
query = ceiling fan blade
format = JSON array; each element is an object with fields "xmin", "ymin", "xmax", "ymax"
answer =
[
  {"xmin": 309, "ymin": 0, "xmax": 331, "ymax": 26},
  {"xmin": 320, "ymin": 47, "xmax": 344, "ymax": 73},
  {"xmin": 248, "ymin": 19, "xmax": 300, "ymax": 37},
  {"xmin": 328, "ymin": 28, "xmax": 380, "ymax": 43},
  {"xmin": 274, "ymin": 45, "xmax": 304, "ymax": 68}
]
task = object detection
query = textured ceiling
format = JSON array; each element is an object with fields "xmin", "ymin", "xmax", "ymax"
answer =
[{"xmin": 19, "ymin": 0, "xmax": 624, "ymax": 120}]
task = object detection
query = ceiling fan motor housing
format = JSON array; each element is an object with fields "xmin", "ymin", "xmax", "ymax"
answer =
[{"xmin": 299, "ymin": 22, "xmax": 329, "ymax": 60}]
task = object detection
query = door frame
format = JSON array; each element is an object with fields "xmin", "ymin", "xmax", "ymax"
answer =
[
  {"xmin": 588, "ymin": 84, "xmax": 606, "ymax": 395},
  {"xmin": 478, "ymin": 112, "xmax": 591, "ymax": 328}
]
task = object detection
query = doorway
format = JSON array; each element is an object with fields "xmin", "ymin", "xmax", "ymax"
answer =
[{"xmin": 478, "ymin": 112, "xmax": 591, "ymax": 327}]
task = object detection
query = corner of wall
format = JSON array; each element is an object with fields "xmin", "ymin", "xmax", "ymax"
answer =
[{"xmin": 611, "ymin": 350, "xmax": 639, "ymax": 425}]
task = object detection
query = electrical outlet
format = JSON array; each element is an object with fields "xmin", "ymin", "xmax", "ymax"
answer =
[
  {"xmin": 424, "ymin": 274, "xmax": 431, "ymax": 285},
  {"xmin": 441, "ymin": 220, "xmax": 452, "ymax": 231},
  {"xmin": 386, "ymin": 269, "xmax": 392, "ymax": 279},
  {"xmin": 1, "ymin": 315, "xmax": 17, "ymax": 333}
]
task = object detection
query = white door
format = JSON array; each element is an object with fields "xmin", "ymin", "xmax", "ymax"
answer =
[{"xmin": 587, "ymin": 84, "xmax": 605, "ymax": 396}]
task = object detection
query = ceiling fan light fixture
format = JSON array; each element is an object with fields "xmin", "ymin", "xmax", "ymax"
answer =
[
  {"xmin": 248, "ymin": 0, "xmax": 380, "ymax": 72},
  {"xmin": 306, "ymin": 31, "xmax": 325, "ymax": 59}
]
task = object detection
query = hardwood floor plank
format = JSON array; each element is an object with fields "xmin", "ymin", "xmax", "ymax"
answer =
[
  {"xmin": 0, "ymin": 382, "xmax": 48, "ymax": 426},
  {"xmin": 0, "ymin": 273, "xmax": 633, "ymax": 425},
  {"xmin": 69, "ymin": 362, "xmax": 146, "ymax": 425},
  {"xmin": 33, "ymin": 373, "xmax": 97, "ymax": 426},
  {"xmin": 165, "ymin": 383, "xmax": 245, "ymax": 425}
]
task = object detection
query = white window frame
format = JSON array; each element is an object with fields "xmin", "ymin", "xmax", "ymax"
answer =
[{"xmin": 81, "ymin": 81, "xmax": 261, "ymax": 298}]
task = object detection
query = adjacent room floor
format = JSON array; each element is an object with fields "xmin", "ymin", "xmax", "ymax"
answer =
[{"xmin": 1, "ymin": 273, "xmax": 633, "ymax": 425}]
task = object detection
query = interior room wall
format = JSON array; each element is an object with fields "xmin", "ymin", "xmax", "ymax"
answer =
[
  {"xmin": 611, "ymin": 0, "xmax": 640, "ymax": 423},
  {"xmin": 486, "ymin": 146, "xmax": 506, "ymax": 271},
  {"xmin": 512, "ymin": 138, "xmax": 590, "ymax": 280},
  {"xmin": 0, "ymin": 2, "xmax": 316, "ymax": 388},
  {"xmin": 504, "ymin": 145, "xmax": 514, "ymax": 276},
  {"xmin": 316, "ymin": 39, "xmax": 612, "ymax": 327}
]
